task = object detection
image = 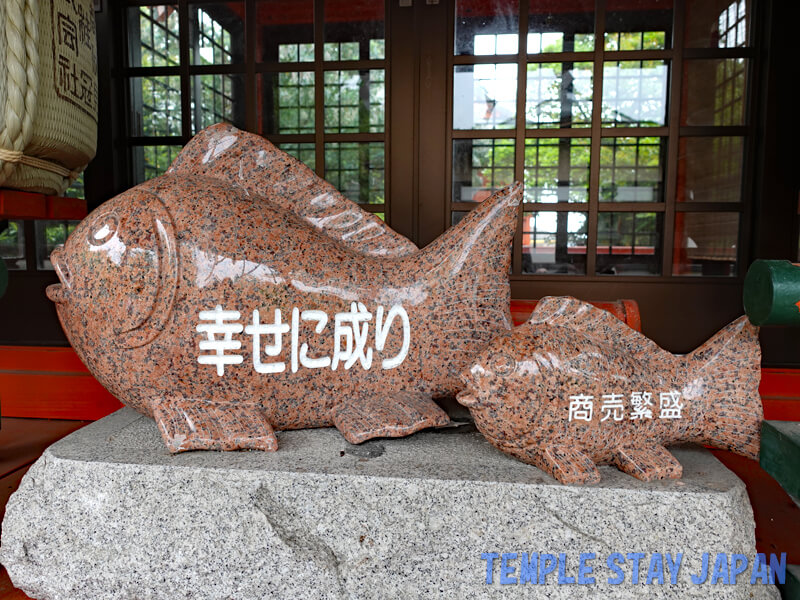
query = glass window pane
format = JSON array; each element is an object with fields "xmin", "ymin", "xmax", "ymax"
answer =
[
  {"xmin": 673, "ymin": 212, "xmax": 739, "ymax": 276},
  {"xmin": 451, "ymin": 211, "xmax": 469, "ymax": 226},
  {"xmin": 189, "ymin": 4, "xmax": 244, "ymax": 65},
  {"xmin": 64, "ymin": 173, "xmax": 85, "ymax": 199},
  {"xmin": 190, "ymin": 74, "xmax": 246, "ymax": 134},
  {"xmin": 605, "ymin": 0, "xmax": 673, "ymax": 49},
  {"xmin": 524, "ymin": 138, "xmax": 590, "ymax": 203},
  {"xmin": 324, "ymin": 0, "xmax": 384, "ymax": 61},
  {"xmin": 324, "ymin": 41, "xmax": 361, "ymax": 61},
  {"xmin": 278, "ymin": 43, "xmax": 315, "ymax": 63},
  {"xmin": 528, "ymin": 0, "xmax": 594, "ymax": 53},
  {"xmin": 596, "ymin": 212, "xmax": 662, "ymax": 275},
  {"xmin": 324, "ymin": 70, "xmax": 385, "ymax": 134},
  {"xmin": 260, "ymin": 72, "xmax": 315, "ymax": 135},
  {"xmin": 525, "ymin": 62, "xmax": 593, "ymax": 128},
  {"xmin": 324, "ymin": 142, "xmax": 384, "ymax": 204},
  {"xmin": 602, "ymin": 61, "xmax": 669, "ymax": 127},
  {"xmin": 35, "ymin": 221, "xmax": 79, "ymax": 271},
  {"xmin": 678, "ymin": 137, "xmax": 744, "ymax": 203},
  {"xmin": 453, "ymin": 64, "xmax": 518, "ymax": 130},
  {"xmin": 133, "ymin": 145, "xmax": 183, "ymax": 184},
  {"xmin": 452, "ymin": 139, "xmax": 515, "ymax": 203},
  {"xmin": 604, "ymin": 30, "xmax": 667, "ymax": 51},
  {"xmin": 599, "ymin": 137, "xmax": 665, "ymax": 202},
  {"xmin": 0, "ymin": 220, "xmax": 26, "ymax": 271},
  {"xmin": 370, "ymin": 39, "xmax": 385, "ymax": 60},
  {"xmin": 279, "ymin": 143, "xmax": 316, "ymax": 171},
  {"xmin": 523, "ymin": 211, "xmax": 587, "ymax": 274},
  {"xmin": 255, "ymin": 0, "xmax": 314, "ymax": 62},
  {"xmin": 455, "ymin": 0, "xmax": 519, "ymax": 56},
  {"xmin": 130, "ymin": 76, "xmax": 182, "ymax": 137},
  {"xmin": 128, "ymin": 6, "xmax": 179, "ymax": 68},
  {"xmin": 682, "ymin": 59, "xmax": 747, "ymax": 126},
  {"xmin": 685, "ymin": 0, "xmax": 750, "ymax": 48}
]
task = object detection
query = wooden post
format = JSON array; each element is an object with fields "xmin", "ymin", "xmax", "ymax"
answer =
[{"xmin": 0, "ymin": 256, "xmax": 6, "ymax": 299}]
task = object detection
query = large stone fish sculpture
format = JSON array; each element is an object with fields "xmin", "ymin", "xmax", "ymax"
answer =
[
  {"xmin": 457, "ymin": 296, "xmax": 763, "ymax": 484},
  {"xmin": 46, "ymin": 125, "xmax": 521, "ymax": 452}
]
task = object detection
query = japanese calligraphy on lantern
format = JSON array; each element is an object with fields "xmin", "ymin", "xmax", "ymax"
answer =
[
  {"xmin": 568, "ymin": 391, "xmax": 684, "ymax": 422},
  {"xmin": 196, "ymin": 302, "xmax": 411, "ymax": 377}
]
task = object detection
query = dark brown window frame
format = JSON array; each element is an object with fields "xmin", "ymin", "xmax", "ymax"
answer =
[
  {"xmin": 445, "ymin": 0, "xmax": 757, "ymax": 285},
  {"xmin": 121, "ymin": 0, "xmax": 389, "ymax": 216}
]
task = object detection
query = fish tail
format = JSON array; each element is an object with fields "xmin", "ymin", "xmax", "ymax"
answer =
[
  {"xmin": 406, "ymin": 183, "xmax": 522, "ymax": 386},
  {"xmin": 686, "ymin": 316, "xmax": 762, "ymax": 459}
]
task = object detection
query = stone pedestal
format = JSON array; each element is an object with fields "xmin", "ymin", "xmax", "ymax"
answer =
[{"xmin": 0, "ymin": 408, "xmax": 779, "ymax": 599}]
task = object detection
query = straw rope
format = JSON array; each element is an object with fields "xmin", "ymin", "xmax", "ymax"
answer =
[
  {"xmin": 0, "ymin": 0, "xmax": 39, "ymax": 183},
  {"xmin": 0, "ymin": 147, "xmax": 81, "ymax": 180},
  {"xmin": 24, "ymin": 0, "xmax": 40, "ymax": 150},
  {"xmin": 0, "ymin": 3, "xmax": 9, "ymax": 137}
]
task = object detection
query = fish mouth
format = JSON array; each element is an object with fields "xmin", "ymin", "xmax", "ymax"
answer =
[
  {"xmin": 47, "ymin": 248, "xmax": 71, "ymax": 304},
  {"xmin": 455, "ymin": 389, "xmax": 481, "ymax": 408},
  {"xmin": 457, "ymin": 366, "xmax": 503, "ymax": 409},
  {"xmin": 456, "ymin": 367, "xmax": 482, "ymax": 407}
]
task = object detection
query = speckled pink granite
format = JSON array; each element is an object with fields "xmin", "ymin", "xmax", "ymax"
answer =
[
  {"xmin": 46, "ymin": 125, "xmax": 521, "ymax": 452},
  {"xmin": 457, "ymin": 296, "xmax": 763, "ymax": 485},
  {"xmin": 168, "ymin": 124, "xmax": 418, "ymax": 259}
]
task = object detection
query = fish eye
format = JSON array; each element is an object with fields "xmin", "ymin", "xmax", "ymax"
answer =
[
  {"xmin": 489, "ymin": 353, "xmax": 516, "ymax": 376},
  {"xmin": 88, "ymin": 214, "xmax": 118, "ymax": 246}
]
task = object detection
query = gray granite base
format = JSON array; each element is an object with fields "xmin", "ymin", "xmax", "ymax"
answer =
[{"xmin": 0, "ymin": 408, "xmax": 779, "ymax": 599}]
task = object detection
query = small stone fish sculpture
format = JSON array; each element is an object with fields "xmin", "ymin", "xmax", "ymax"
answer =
[
  {"xmin": 46, "ymin": 125, "xmax": 521, "ymax": 453},
  {"xmin": 457, "ymin": 296, "xmax": 762, "ymax": 485}
]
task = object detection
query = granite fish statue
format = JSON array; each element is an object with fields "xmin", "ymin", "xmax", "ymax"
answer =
[
  {"xmin": 46, "ymin": 125, "xmax": 521, "ymax": 453},
  {"xmin": 456, "ymin": 296, "xmax": 762, "ymax": 484}
]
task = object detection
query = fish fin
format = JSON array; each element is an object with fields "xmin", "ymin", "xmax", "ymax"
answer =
[
  {"xmin": 166, "ymin": 124, "xmax": 418, "ymax": 258},
  {"xmin": 529, "ymin": 444, "xmax": 601, "ymax": 485},
  {"xmin": 686, "ymin": 316, "xmax": 762, "ymax": 459},
  {"xmin": 331, "ymin": 391, "xmax": 451, "ymax": 445},
  {"xmin": 613, "ymin": 443, "xmax": 682, "ymax": 481},
  {"xmin": 408, "ymin": 183, "xmax": 522, "ymax": 386},
  {"xmin": 528, "ymin": 296, "xmax": 664, "ymax": 362},
  {"xmin": 152, "ymin": 397, "xmax": 278, "ymax": 453}
]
